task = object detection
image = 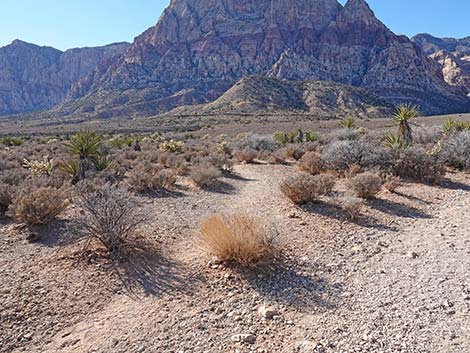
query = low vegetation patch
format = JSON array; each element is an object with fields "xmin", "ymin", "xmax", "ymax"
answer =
[
  {"xmin": 280, "ymin": 173, "xmax": 336, "ymax": 205},
  {"xmin": 199, "ymin": 213, "xmax": 277, "ymax": 266},
  {"xmin": 190, "ymin": 164, "xmax": 222, "ymax": 188},
  {"xmin": 346, "ymin": 172, "xmax": 382, "ymax": 199}
]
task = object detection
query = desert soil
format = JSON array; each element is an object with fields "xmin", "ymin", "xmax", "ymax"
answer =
[{"xmin": 1, "ymin": 164, "xmax": 469, "ymax": 353}]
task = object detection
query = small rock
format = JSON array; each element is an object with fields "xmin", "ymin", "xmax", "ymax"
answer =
[
  {"xmin": 257, "ymin": 305, "xmax": 279, "ymax": 319},
  {"xmin": 407, "ymin": 251, "xmax": 419, "ymax": 259},
  {"xmin": 299, "ymin": 221, "xmax": 307, "ymax": 226},
  {"xmin": 288, "ymin": 212, "xmax": 301, "ymax": 219},
  {"xmin": 231, "ymin": 334, "xmax": 256, "ymax": 344},
  {"xmin": 26, "ymin": 232, "xmax": 40, "ymax": 243}
]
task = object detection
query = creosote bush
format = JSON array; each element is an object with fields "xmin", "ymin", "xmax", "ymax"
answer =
[
  {"xmin": 128, "ymin": 162, "xmax": 176, "ymax": 193},
  {"xmin": 393, "ymin": 147, "xmax": 445, "ymax": 184},
  {"xmin": 383, "ymin": 175, "xmax": 402, "ymax": 193},
  {"xmin": 11, "ymin": 184, "xmax": 70, "ymax": 225},
  {"xmin": 299, "ymin": 151, "xmax": 323, "ymax": 175},
  {"xmin": 234, "ymin": 149, "xmax": 259, "ymax": 164},
  {"xmin": 346, "ymin": 172, "xmax": 382, "ymax": 199},
  {"xmin": 199, "ymin": 213, "xmax": 277, "ymax": 266},
  {"xmin": 439, "ymin": 131, "xmax": 470, "ymax": 170},
  {"xmin": 0, "ymin": 183, "xmax": 13, "ymax": 217},
  {"xmin": 336, "ymin": 195, "xmax": 364, "ymax": 221},
  {"xmin": 75, "ymin": 184, "xmax": 146, "ymax": 255},
  {"xmin": 280, "ymin": 173, "xmax": 336, "ymax": 205},
  {"xmin": 190, "ymin": 164, "xmax": 222, "ymax": 188}
]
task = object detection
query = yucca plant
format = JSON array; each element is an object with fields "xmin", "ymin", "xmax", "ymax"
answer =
[
  {"xmin": 65, "ymin": 130, "xmax": 102, "ymax": 182},
  {"xmin": 304, "ymin": 131, "xmax": 319, "ymax": 142},
  {"xmin": 384, "ymin": 132, "xmax": 407, "ymax": 150},
  {"xmin": 393, "ymin": 104, "xmax": 419, "ymax": 145},
  {"xmin": 442, "ymin": 117, "xmax": 470, "ymax": 134},
  {"xmin": 91, "ymin": 155, "xmax": 111, "ymax": 172},
  {"xmin": 341, "ymin": 116, "xmax": 356, "ymax": 129}
]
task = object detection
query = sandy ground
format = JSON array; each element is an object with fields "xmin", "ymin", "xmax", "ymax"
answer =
[{"xmin": 1, "ymin": 164, "xmax": 469, "ymax": 353}]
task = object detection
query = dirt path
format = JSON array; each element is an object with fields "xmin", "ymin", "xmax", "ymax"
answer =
[{"xmin": 3, "ymin": 165, "xmax": 469, "ymax": 353}]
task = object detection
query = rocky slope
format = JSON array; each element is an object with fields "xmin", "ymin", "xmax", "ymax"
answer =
[
  {"xmin": 0, "ymin": 40, "xmax": 130, "ymax": 116},
  {"xmin": 413, "ymin": 34, "xmax": 470, "ymax": 94},
  {"xmin": 170, "ymin": 76, "xmax": 393, "ymax": 117},
  {"xmin": 65, "ymin": 0, "xmax": 469, "ymax": 117}
]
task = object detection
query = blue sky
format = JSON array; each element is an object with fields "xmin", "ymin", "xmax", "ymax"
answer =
[{"xmin": 0, "ymin": 0, "xmax": 469, "ymax": 51}]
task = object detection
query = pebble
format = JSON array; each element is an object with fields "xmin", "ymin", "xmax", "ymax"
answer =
[
  {"xmin": 257, "ymin": 305, "xmax": 279, "ymax": 320},
  {"xmin": 231, "ymin": 334, "xmax": 256, "ymax": 344}
]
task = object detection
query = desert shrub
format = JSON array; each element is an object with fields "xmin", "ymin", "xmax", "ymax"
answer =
[
  {"xmin": 383, "ymin": 175, "xmax": 402, "ymax": 193},
  {"xmin": 190, "ymin": 164, "xmax": 222, "ymax": 188},
  {"xmin": 234, "ymin": 149, "xmax": 259, "ymax": 163},
  {"xmin": 235, "ymin": 134, "xmax": 281, "ymax": 152},
  {"xmin": 393, "ymin": 146, "xmax": 445, "ymax": 184},
  {"xmin": 439, "ymin": 131, "xmax": 470, "ymax": 170},
  {"xmin": 199, "ymin": 155, "xmax": 233, "ymax": 173},
  {"xmin": 340, "ymin": 116, "xmax": 356, "ymax": 129},
  {"xmin": 442, "ymin": 118, "xmax": 470, "ymax": 135},
  {"xmin": 159, "ymin": 140, "xmax": 185, "ymax": 153},
  {"xmin": 127, "ymin": 162, "xmax": 176, "ymax": 193},
  {"xmin": 298, "ymin": 151, "xmax": 323, "ymax": 175},
  {"xmin": 280, "ymin": 173, "xmax": 336, "ymax": 205},
  {"xmin": 330, "ymin": 128, "xmax": 361, "ymax": 142},
  {"xmin": 0, "ymin": 136, "xmax": 24, "ymax": 146},
  {"xmin": 0, "ymin": 183, "xmax": 13, "ymax": 217},
  {"xmin": 336, "ymin": 195, "xmax": 364, "ymax": 220},
  {"xmin": 274, "ymin": 130, "xmax": 319, "ymax": 145},
  {"xmin": 0, "ymin": 169, "xmax": 28, "ymax": 186},
  {"xmin": 199, "ymin": 213, "xmax": 277, "ymax": 266},
  {"xmin": 11, "ymin": 184, "xmax": 70, "ymax": 225},
  {"xmin": 75, "ymin": 184, "xmax": 146, "ymax": 255},
  {"xmin": 267, "ymin": 150, "xmax": 286, "ymax": 165},
  {"xmin": 346, "ymin": 172, "xmax": 382, "ymax": 199},
  {"xmin": 322, "ymin": 140, "xmax": 394, "ymax": 172},
  {"xmin": 22, "ymin": 155, "xmax": 54, "ymax": 177},
  {"xmin": 282, "ymin": 144, "xmax": 306, "ymax": 161},
  {"xmin": 414, "ymin": 127, "xmax": 442, "ymax": 146}
]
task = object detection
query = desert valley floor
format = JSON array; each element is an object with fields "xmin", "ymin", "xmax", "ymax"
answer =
[{"xmin": 1, "ymin": 159, "xmax": 469, "ymax": 353}]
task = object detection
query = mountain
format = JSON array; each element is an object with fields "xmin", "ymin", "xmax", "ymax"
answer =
[
  {"xmin": 62, "ymin": 0, "xmax": 469, "ymax": 117},
  {"xmin": 0, "ymin": 40, "xmax": 130, "ymax": 116},
  {"xmin": 412, "ymin": 34, "xmax": 470, "ymax": 56},
  {"xmin": 412, "ymin": 34, "xmax": 470, "ymax": 94},
  {"xmin": 170, "ymin": 76, "xmax": 393, "ymax": 117}
]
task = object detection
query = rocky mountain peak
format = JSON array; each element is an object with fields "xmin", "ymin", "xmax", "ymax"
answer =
[{"xmin": 342, "ymin": 0, "xmax": 380, "ymax": 25}]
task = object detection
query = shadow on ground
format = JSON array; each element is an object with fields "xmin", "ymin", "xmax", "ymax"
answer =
[
  {"xmin": 233, "ymin": 258, "xmax": 342, "ymax": 312},
  {"xmin": 367, "ymin": 198, "xmax": 432, "ymax": 219},
  {"xmin": 113, "ymin": 241, "xmax": 201, "ymax": 299}
]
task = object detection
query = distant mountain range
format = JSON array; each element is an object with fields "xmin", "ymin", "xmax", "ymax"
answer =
[{"xmin": 0, "ymin": 0, "xmax": 469, "ymax": 119}]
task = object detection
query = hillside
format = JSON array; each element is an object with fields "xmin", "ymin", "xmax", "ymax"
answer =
[{"xmin": 170, "ymin": 76, "xmax": 393, "ymax": 117}]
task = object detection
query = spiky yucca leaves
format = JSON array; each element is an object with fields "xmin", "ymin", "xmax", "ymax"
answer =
[
  {"xmin": 384, "ymin": 132, "xmax": 407, "ymax": 150},
  {"xmin": 442, "ymin": 118, "xmax": 470, "ymax": 135},
  {"xmin": 341, "ymin": 116, "xmax": 356, "ymax": 129},
  {"xmin": 393, "ymin": 104, "xmax": 419, "ymax": 145},
  {"xmin": 65, "ymin": 130, "xmax": 103, "ymax": 182}
]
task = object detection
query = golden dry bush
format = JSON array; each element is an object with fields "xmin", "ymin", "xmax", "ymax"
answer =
[
  {"xmin": 0, "ymin": 183, "xmax": 14, "ymax": 217},
  {"xmin": 346, "ymin": 172, "xmax": 382, "ymax": 199},
  {"xmin": 199, "ymin": 213, "xmax": 276, "ymax": 266},
  {"xmin": 298, "ymin": 151, "xmax": 323, "ymax": 175},
  {"xmin": 12, "ymin": 186, "xmax": 70, "ymax": 225}
]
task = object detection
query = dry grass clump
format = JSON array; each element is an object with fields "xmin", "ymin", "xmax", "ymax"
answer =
[
  {"xmin": 383, "ymin": 175, "xmax": 402, "ymax": 193},
  {"xmin": 336, "ymin": 195, "xmax": 365, "ymax": 220},
  {"xmin": 299, "ymin": 151, "xmax": 323, "ymax": 175},
  {"xmin": 127, "ymin": 162, "xmax": 176, "ymax": 193},
  {"xmin": 0, "ymin": 183, "xmax": 14, "ymax": 217},
  {"xmin": 190, "ymin": 164, "xmax": 222, "ymax": 188},
  {"xmin": 75, "ymin": 184, "xmax": 146, "ymax": 255},
  {"xmin": 346, "ymin": 172, "xmax": 382, "ymax": 199},
  {"xmin": 280, "ymin": 173, "xmax": 336, "ymax": 205},
  {"xmin": 199, "ymin": 213, "xmax": 276, "ymax": 266},
  {"xmin": 11, "ymin": 184, "xmax": 70, "ymax": 225},
  {"xmin": 281, "ymin": 144, "xmax": 306, "ymax": 161}
]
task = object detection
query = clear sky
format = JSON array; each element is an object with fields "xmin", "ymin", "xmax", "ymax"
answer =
[{"xmin": 0, "ymin": 0, "xmax": 469, "ymax": 51}]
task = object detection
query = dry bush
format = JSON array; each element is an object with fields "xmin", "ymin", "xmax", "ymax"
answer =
[
  {"xmin": 234, "ymin": 133, "xmax": 281, "ymax": 152},
  {"xmin": 127, "ymin": 162, "xmax": 176, "ymax": 193},
  {"xmin": 299, "ymin": 151, "xmax": 323, "ymax": 175},
  {"xmin": 280, "ymin": 173, "xmax": 336, "ymax": 205},
  {"xmin": 346, "ymin": 172, "xmax": 382, "ymax": 199},
  {"xmin": 190, "ymin": 164, "xmax": 222, "ymax": 188},
  {"xmin": 0, "ymin": 183, "xmax": 14, "ymax": 217},
  {"xmin": 336, "ymin": 195, "xmax": 365, "ymax": 220},
  {"xmin": 394, "ymin": 147, "xmax": 445, "ymax": 184},
  {"xmin": 321, "ymin": 140, "xmax": 394, "ymax": 172},
  {"xmin": 11, "ymin": 184, "xmax": 70, "ymax": 225},
  {"xmin": 439, "ymin": 131, "xmax": 470, "ymax": 170},
  {"xmin": 234, "ymin": 149, "xmax": 259, "ymax": 163},
  {"xmin": 344, "ymin": 164, "xmax": 362, "ymax": 178},
  {"xmin": 75, "ymin": 184, "xmax": 146, "ymax": 255},
  {"xmin": 199, "ymin": 213, "xmax": 277, "ymax": 266},
  {"xmin": 197, "ymin": 155, "xmax": 234, "ymax": 173},
  {"xmin": 282, "ymin": 144, "xmax": 305, "ymax": 161},
  {"xmin": 383, "ymin": 175, "xmax": 402, "ymax": 193}
]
